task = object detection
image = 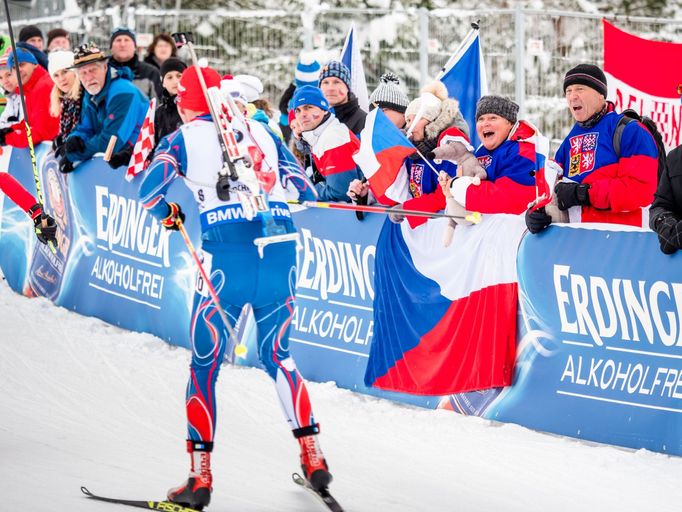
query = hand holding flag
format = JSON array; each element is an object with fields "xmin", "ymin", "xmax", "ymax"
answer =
[{"xmin": 352, "ymin": 108, "xmax": 416, "ymax": 204}]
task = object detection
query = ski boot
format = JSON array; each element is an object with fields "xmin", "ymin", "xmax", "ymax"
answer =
[
  {"xmin": 167, "ymin": 441, "xmax": 213, "ymax": 511},
  {"xmin": 294, "ymin": 424, "xmax": 332, "ymax": 491}
]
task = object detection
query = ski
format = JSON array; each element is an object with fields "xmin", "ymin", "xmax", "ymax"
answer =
[
  {"xmin": 81, "ymin": 486, "xmax": 202, "ymax": 512},
  {"xmin": 292, "ymin": 473, "xmax": 345, "ymax": 512}
]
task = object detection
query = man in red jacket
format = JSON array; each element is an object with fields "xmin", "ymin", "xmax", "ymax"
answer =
[
  {"xmin": 0, "ymin": 172, "xmax": 57, "ymax": 246},
  {"xmin": 0, "ymin": 47, "xmax": 59, "ymax": 147},
  {"xmin": 526, "ymin": 64, "xmax": 658, "ymax": 232}
]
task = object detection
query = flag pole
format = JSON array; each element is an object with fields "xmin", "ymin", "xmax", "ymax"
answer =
[
  {"xmin": 288, "ymin": 200, "xmax": 482, "ymax": 223},
  {"xmin": 435, "ymin": 22, "xmax": 480, "ymax": 81},
  {"xmin": 407, "ymin": 22, "xmax": 479, "ymax": 139}
]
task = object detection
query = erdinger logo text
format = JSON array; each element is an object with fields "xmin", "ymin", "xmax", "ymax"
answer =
[
  {"xmin": 554, "ymin": 264, "xmax": 682, "ymax": 347},
  {"xmin": 95, "ymin": 186, "xmax": 171, "ymax": 267},
  {"xmin": 297, "ymin": 228, "xmax": 375, "ymax": 301}
]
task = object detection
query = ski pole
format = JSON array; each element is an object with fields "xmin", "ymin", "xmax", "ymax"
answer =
[
  {"xmin": 176, "ymin": 218, "xmax": 248, "ymax": 358},
  {"xmin": 288, "ymin": 199, "xmax": 482, "ymax": 223},
  {"xmin": 2, "ymin": 0, "xmax": 55, "ymax": 254}
]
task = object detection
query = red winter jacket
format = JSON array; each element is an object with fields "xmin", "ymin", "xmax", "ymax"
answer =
[{"xmin": 4, "ymin": 65, "xmax": 59, "ymax": 148}]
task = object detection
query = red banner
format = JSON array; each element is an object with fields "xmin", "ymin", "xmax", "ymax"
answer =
[{"xmin": 603, "ymin": 19, "xmax": 682, "ymax": 150}]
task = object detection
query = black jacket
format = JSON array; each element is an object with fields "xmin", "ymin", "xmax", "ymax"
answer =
[
  {"xmin": 143, "ymin": 54, "xmax": 162, "ymax": 70},
  {"xmin": 110, "ymin": 55, "xmax": 162, "ymax": 101},
  {"xmin": 650, "ymin": 145, "xmax": 682, "ymax": 228},
  {"xmin": 154, "ymin": 89, "xmax": 182, "ymax": 145},
  {"xmin": 333, "ymin": 94, "xmax": 366, "ymax": 136}
]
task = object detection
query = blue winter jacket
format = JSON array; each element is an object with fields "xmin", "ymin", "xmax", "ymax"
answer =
[{"xmin": 65, "ymin": 65, "xmax": 149, "ymax": 163}]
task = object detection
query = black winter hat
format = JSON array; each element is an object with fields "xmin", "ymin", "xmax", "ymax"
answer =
[
  {"xmin": 19, "ymin": 25, "xmax": 43, "ymax": 43},
  {"xmin": 563, "ymin": 64, "xmax": 607, "ymax": 97},
  {"xmin": 160, "ymin": 57, "xmax": 187, "ymax": 78}
]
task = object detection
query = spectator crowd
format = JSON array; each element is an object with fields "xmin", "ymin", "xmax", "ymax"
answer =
[{"xmin": 0, "ymin": 23, "xmax": 678, "ymax": 255}]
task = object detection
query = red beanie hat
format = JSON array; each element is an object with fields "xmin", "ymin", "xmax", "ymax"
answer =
[{"xmin": 176, "ymin": 65, "xmax": 222, "ymax": 114}]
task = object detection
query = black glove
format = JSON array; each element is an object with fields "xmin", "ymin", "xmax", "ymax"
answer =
[
  {"xmin": 52, "ymin": 134, "xmax": 65, "ymax": 156},
  {"xmin": 6, "ymin": 115, "xmax": 18, "ymax": 123},
  {"xmin": 0, "ymin": 127, "xmax": 12, "ymax": 146},
  {"xmin": 108, "ymin": 147, "xmax": 133, "ymax": 169},
  {"xmin": 409, "ymin": 138, "xmax": 438, "ymax": 160},
  {"xmin": 554, "ymin": 181, "xmax": 591, "ymax": 210},
  {"xmin": 64, "ymin": 135, "xmax": 85, "ymax": 154},
  {"xmin": 655, "ymin": 215, "xmax": 681, "ymax": 255},
  {"xmin": 525, "ymin": 206, "xmax": 552, "ymax": 234},
  {"xmin": 160, "ymin": 202, "xmax": 185, "ymax": 231},
  {"xmin": 59, "ymin": 156, "xmax": 74, "ymax": 174},
  {"xmin": 29, "ymin": 204, "xmax": 58, "ymax": 247}
]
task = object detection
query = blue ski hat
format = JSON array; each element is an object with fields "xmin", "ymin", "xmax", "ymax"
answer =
[
  {"xmin": 318, "ymin": 60, "xmax": 351, "ymax": 91},
  {"xmin": 7, "ymin": 47, "xmax": 37, "ymax": 69},
  {"xmin": 291, "ymin": 85, "xmax": 329, "ymax": 112}
]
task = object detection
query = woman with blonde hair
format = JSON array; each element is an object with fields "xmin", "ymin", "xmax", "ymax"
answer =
[{"xmin": 48, "ymin": 49, "xmax": 82, "ymax": 155}]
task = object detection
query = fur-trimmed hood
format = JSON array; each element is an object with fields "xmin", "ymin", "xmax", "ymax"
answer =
[{"xmin": 424, "ymin": 98, "xmax": 470, "ymax": 141}]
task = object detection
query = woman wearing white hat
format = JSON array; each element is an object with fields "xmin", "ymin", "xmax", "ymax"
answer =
[{"xmin": 48, "ymin": 49, "xmax": 82, "ymax": 155}]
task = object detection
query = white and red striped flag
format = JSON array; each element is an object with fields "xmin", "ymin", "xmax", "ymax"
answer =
[{"xmin": 125, "ymin": 98, "xmax": 156, "ymax": 182}]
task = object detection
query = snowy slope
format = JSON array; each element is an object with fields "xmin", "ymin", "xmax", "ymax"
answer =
[{"xmin": 1, "ymin": 277, "xmax": 682, "ymax": 512}]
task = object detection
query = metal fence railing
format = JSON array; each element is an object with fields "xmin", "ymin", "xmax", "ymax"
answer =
[{"xmin": 2, "ymin": 6, "xmax": 681, "ymax": 148}]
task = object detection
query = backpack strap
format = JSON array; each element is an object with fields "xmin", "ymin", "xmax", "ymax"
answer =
[{"xmin": 612, "ymin": 114, "xmax": 637, "ymax": 159}]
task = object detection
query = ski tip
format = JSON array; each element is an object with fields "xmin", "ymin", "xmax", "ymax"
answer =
[{"xmin": 81, "ymin": 486, "xmax": 92, "ymax": 497}]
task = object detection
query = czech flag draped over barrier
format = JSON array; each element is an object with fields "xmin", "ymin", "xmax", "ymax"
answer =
[
  {"xmin": 603, "ymin": 20, "xmax": 682, "ymax": 150},
  {"xmin": 340, "ymin": 22, "xmax": 370, "ymax": 113},
  {"xmin": 438, "ymin": 26, "xmax": 488, "ymax": 148},
  {"xmin": 365, "ymin": 214, "xmax": 527, "ymax": 395},
  {"xmin": 352, "ymin": 108, "xmax": 415, "ymax": 203}
]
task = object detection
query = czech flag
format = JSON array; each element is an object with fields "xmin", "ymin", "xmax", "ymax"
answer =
[
  {"xmin": 352, "ymin": 108, "xmax": 415, "ymax": 203},
  {"xmin": 340, "ymin": 22, "xmax": 370, "ymax": 113},
  {"xmin": 365, "ymin": 213, "xmax": 526, "ymax": 395}
]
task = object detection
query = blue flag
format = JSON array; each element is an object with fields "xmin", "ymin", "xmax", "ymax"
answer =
[
  {"xmin": 439, "ymin": 30, "xmax": 488, "ymax": 148},
  {"xmin": 340, "ymin": 22, "xmax": 370, "ymax": 112}
]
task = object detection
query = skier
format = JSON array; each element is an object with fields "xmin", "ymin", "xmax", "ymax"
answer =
[
  {"xmin": 138, "ymin": 65, "xmax": 332, "ymax": 511},
  {"xmin": 0, "ymin": 172, "xmax": 57, "ymax": 246}
]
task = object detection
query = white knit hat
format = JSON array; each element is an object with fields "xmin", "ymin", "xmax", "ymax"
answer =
[
  {"xmin": 48, "ymin": 49, "xmax": 74, "ymax": 79},
  {"xmin": 404, "ymin": 81, "xmax": 448, "ymax": 122},
  {"xmin": 220, "ymin": 78, "xmax": 248, "ymax": 107},
  {"xmin": 234, "ymin": 74, "xmax": 263, "ymax": 103}
]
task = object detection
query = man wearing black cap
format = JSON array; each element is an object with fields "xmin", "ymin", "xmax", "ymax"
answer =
[
  {"xmin": 109, "ymin": 27, "xmax": 162, "ymax": 101},
  {"xmin": 526, "ymin": 63, "xmax": 658, "ymax": 232},
  {"xmin": 17, "ymin": 24, "xmax": 49, "ymax": 70},
  {"xmin": 18, "ymin": 25, "xmax": 44, "ymax": 51}
]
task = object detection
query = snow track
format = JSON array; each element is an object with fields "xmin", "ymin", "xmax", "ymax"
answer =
[{"xmin": 1, "ymin": 278, "xmax": 682, "ymax": 511}]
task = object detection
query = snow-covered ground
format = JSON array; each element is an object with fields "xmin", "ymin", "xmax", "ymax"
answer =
[{"xmin": 2, "ymin": 277, "xmax": 682, "ymax": 512}]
